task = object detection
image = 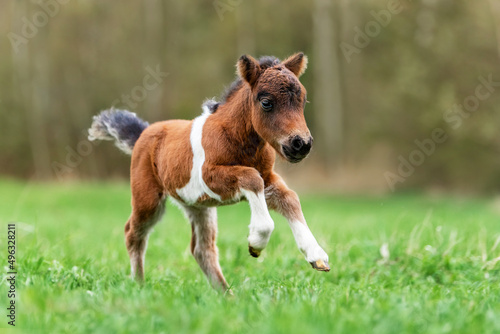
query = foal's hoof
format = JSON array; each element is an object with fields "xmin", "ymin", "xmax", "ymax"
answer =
[
  {"xmin": 310, "ymin": 259, "xmax": 330, "ymax": 272},
  {"xmin": 248, "ymin": 245, "xmax": 261, "ymax": 258}
]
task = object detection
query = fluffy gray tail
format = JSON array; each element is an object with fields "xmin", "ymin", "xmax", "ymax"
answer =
[{"xmin": 88, "ymin": 108, "xmax": 149, "ymax": 155}]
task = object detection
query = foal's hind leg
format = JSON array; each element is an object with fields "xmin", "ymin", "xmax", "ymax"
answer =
[
  {"xmin": 125, "ymin": 203, "xmax": 164, "ymax": 281},
  {"xmin": 183, "ymin": 205, "xmax": 229, "ymax": 292},
  {"xmin": 125, "ymin": 176, "xmax": 165, "ymax": 282}
]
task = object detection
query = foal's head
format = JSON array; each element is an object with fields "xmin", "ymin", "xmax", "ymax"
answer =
[{"xmin": 237, "ymin": 53, "xmax": 312, "ymax": 163}]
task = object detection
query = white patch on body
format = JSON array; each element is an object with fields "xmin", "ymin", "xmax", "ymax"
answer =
[
  {"xmin": 242, "ymin": 189, "xmax": 275, "ymax": 250},
  {"xmin": 288, "ymin": 220, "xmax": 329, "ymax": 263},
  {"xmin": 177, "ymin": 106, "xmax": 222, "ymax": 204}
]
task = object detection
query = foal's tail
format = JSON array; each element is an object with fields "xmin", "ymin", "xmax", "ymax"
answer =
[{"xmin": 88, "ymin": 108, "xmax": 149, "ymax": 155}]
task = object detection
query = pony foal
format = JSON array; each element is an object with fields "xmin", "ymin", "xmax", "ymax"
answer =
[{"xmin": 88, "ymin": 53, "xmax": 329, "ymax": 291}]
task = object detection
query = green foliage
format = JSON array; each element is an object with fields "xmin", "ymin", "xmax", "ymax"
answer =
[
  {"xmin": 1, "ymin": 180, "xmax": 499, "ymax": 333},
  {"xmin": 2, "ymin": 1, "xmax": 500, "ymax": 191},
  {"xmin": 359, "ymin": 0, "xmax": 500, "ymax": 191}
]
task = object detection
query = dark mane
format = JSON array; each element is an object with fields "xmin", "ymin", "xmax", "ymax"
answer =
[
  {"xmin": 219, "ymin": 56, "xmax": 281, "ymax": 104},
  {"xmin": 220, "ymin": 79, "xmax": 243, "ymax": 104},
  {"xmin": 258, "ymin": 56, "xmax": 280, "ymax": 69}
]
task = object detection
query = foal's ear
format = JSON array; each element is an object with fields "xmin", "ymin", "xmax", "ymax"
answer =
[
  {"xmin": 282, "ymin": 52, "xmax": 308, "ymax": 77},
  {"xmin": 237, "ymin": 55, "xmax": 261, "ymax": 86}
]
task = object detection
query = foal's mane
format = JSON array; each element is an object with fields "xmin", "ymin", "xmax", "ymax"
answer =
[{"xmin": 203, "ymin": 56, "xmax": 281, "ymax": 114}]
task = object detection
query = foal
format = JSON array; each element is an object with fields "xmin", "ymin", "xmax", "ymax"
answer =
[{"xmin": 88, "ymin": 53, "xmax": 329, "ymax": 291}]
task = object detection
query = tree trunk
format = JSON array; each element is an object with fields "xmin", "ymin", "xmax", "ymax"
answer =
[
  {"xmin": 11, "ymin": 2, "xmax": 52, "ymax": 179},
  {"xmin": 339, "ymin": 0, "xmax": 363, "ymax": 161},
  {"xmin": 143, "ymin": 0, "xmax": 164, "ymax": 121},
  {"xmin": 30, "ymin": 27, "xmax": 52, "ymax": 179},
  {"xmin": 489, "ymin": 0, "xmax": 500, "ymax": 59},
  {"xmin": 312, "ymin": 0, "xmax": 344, "ymax": 168},
  {"xmin": 236, "ymin": 1, "xmax": 255, "ymax": 56}
]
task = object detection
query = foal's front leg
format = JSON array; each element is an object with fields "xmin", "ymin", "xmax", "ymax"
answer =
[
  {"xmin": 204, "ymin": 165, "xmax": 275, "ymax": 257},
  {"xmin": 265, "ymin": 173, "xmax": 330, "ymax": 271}
]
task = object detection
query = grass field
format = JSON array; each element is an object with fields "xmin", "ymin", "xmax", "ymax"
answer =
[{"xmin": 1, "ymin": 179, "xmax": 500, "ymax": 333}]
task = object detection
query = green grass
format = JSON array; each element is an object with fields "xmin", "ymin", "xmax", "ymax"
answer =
[{"xmin": 1, "ymin": 179, "xmax": 500, "ymax": 333}]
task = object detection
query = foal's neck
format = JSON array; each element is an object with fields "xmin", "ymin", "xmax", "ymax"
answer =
[{"xmin": 216, "ymin": 84, "xmax": 263, "ymax": 147}]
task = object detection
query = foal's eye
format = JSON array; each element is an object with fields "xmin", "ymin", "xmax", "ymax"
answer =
[{"xmin": 260, "ymin": 99, "xmax": 273, "ymax": 111}]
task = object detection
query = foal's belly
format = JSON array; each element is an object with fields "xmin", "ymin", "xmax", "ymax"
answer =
[
  {"xmin": 166, "ymin": 173, "xmax": 247, "ymax": 207},
  {"xmin": 193, "ymin": 194, "xmax": 242, "ymax": 207},
  {"xmin": 174, "ymin": 175, "xmax": 243, "ymax": 207}
]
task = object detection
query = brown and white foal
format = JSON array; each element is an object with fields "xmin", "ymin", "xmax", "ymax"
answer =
[{"xmin": 89, "ymin": 53, "xmax": 329, "ymax": 291}]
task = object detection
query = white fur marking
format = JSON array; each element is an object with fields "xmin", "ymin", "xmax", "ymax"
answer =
[
  {"xmin": 288, "ymin": 220, "xmax": 329, "ymax": 263},
  {"xmin": 242, "ymin": 189, "xmax": 275, "ymax": 250},
  {"xmin": 177, "ymin": 106, "xmax": 222, "ymax": 204}
]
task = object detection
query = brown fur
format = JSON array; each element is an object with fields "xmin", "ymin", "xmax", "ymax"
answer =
[
  {"xmin": 264, "ymin": 172, "xmax": 304, "ymax": 222},
  {"xmin": 121, "ymin": 53, "xmax": 324, "ymax": 291}
]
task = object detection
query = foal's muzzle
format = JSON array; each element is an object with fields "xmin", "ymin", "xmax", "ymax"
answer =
[{"xmin": 282, "ymin": 135, "xmax": 313, "ymax": 163}]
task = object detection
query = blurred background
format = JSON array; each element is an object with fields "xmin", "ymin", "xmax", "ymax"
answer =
[{"xmin": 2, "ymin": 0, "xmax": 500, "ymax": 194}]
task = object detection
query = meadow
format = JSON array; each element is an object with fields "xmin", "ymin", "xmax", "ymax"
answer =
[{"xmin": 1, "ymin": 179, "xmax": 499, "ymax": 333}]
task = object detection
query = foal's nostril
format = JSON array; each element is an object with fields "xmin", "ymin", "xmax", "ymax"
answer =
[
  {"xmin": 303, "ymin": 138, "xmax": 312, "ymax": 151},
  {"xmin": 284, "ymin": 135, "xmax": 312, "ymax": 162},
  {"xmin": 291, "ymin": 136, "xmax": 303, "ymax": 151}
]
